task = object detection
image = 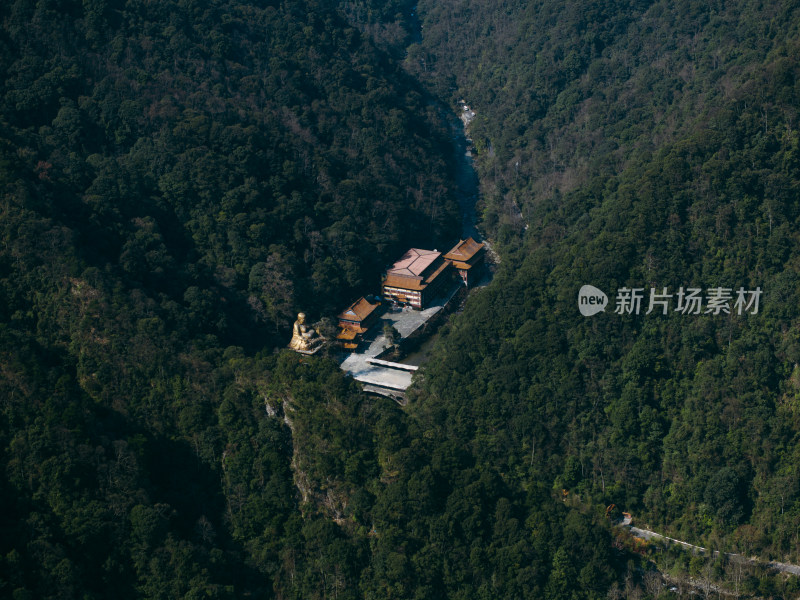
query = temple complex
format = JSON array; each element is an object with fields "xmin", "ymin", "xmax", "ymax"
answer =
[
  {"xmin": 335, "ymin": 241, "xmax": 486, "ymax": 397},
  {"xmin": 381, "ymin": 248, "xmax": 453, "ymax": 309}
]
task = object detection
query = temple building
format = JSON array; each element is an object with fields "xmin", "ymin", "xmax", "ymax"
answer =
[
  {"xmin": 382, "ymin": 248, "xmax": 453, "ymax": 309},
  {"xmin": 443, "ymin": 237, "xmax": 486, "ymax": 287},
  {"xmin": 336, "ymin": 296, "xmax": 380, "ymax": 350}
]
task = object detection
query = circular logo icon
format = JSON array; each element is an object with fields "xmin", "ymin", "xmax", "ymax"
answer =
[{"xmin": 578, "ymin": 285, "xmax": 608, "ymax": 316}]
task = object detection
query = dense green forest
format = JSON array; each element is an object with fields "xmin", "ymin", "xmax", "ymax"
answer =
[
  {"xmin": 2, "ymin": 0, "xmax": 800, "ymax": 598},
  {"xmin": 410, "ymin": 0, "xmax": 800, "ymax": 595}
]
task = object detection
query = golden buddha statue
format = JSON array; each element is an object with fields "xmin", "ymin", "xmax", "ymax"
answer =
[{"xmin": 289, "ymin": 312, "xmax": 320, "ymax": 352}]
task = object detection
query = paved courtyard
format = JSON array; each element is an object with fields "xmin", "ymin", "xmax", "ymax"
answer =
[{"xmin": 338, "ymin": 284, "xmax": 461, "ymax": 392}]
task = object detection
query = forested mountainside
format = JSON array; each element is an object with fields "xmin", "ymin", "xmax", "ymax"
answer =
[
  {"xmin": 1, "ymin": 0, "xmax": 459, "ymax": 339},
  {"xmin": 409, "ymin": 0, "xmax": 800, "ymax": 592},
  {"xmin": 2, "ymin": 0, "xmax": 800, "ymax": 599},
  {"xmin": 0, "ymin": 0, "xmax": 462, "ymax": 596}
]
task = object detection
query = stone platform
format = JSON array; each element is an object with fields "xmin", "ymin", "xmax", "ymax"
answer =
[{"xmin": 338, "ymin": 283, "xmax": 461, "ymax": 394}]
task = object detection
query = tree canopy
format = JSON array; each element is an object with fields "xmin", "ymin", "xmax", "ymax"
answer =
[{"xmin": 3, "ymin": 0, "xmax": 800, "ymax": 598}]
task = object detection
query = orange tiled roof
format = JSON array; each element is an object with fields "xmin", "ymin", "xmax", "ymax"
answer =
[
  {"xmin": 444, "ymin": 237, "xmax": 484, "ymax": 262},
  {"xmin": 340, "ymin": 324, "xmax": 369, "ymax": 334},
  {"xmin": 450, "ymin": 261, "xmax": 473, "ymax": 271},
  {"xmin": 336, "ymin": 329, "xmax": 359, "ymax": 340},
  {"xmin": 383, "ymin": 256, "xmax": 451, "ymax": 291},
  {"xmin": 387, "ymin": 248, "xmax": 441, "ymax": 278},
  {"xmin": 383, "ymin": 274, "xmax": 424, "ymax": 290},
  {"xmin": 338, "ymin": 297, "xmax": 379, "ymax": 323}
]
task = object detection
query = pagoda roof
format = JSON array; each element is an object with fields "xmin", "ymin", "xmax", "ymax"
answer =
[
  {"xmin": 383, "ymin": 256, "xmax": 451, "ymax": 291},
  {"xmin": 338, "ymin": 296, "xmax": 379, "ymax": 323},
  {"xmin": 387, "ymin": 248, "xmax": 441, "ymax": 278},
  {"xmin": 336, "ymin": 329, "xmax": 359, "ymax": 340},
  {"xmin": 444, "ymin": 237, "xmax": 484, "ymax": 262},
  {"xmin": 383, "ymin": 274, "xmax": 424, "ymax": 291}
]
